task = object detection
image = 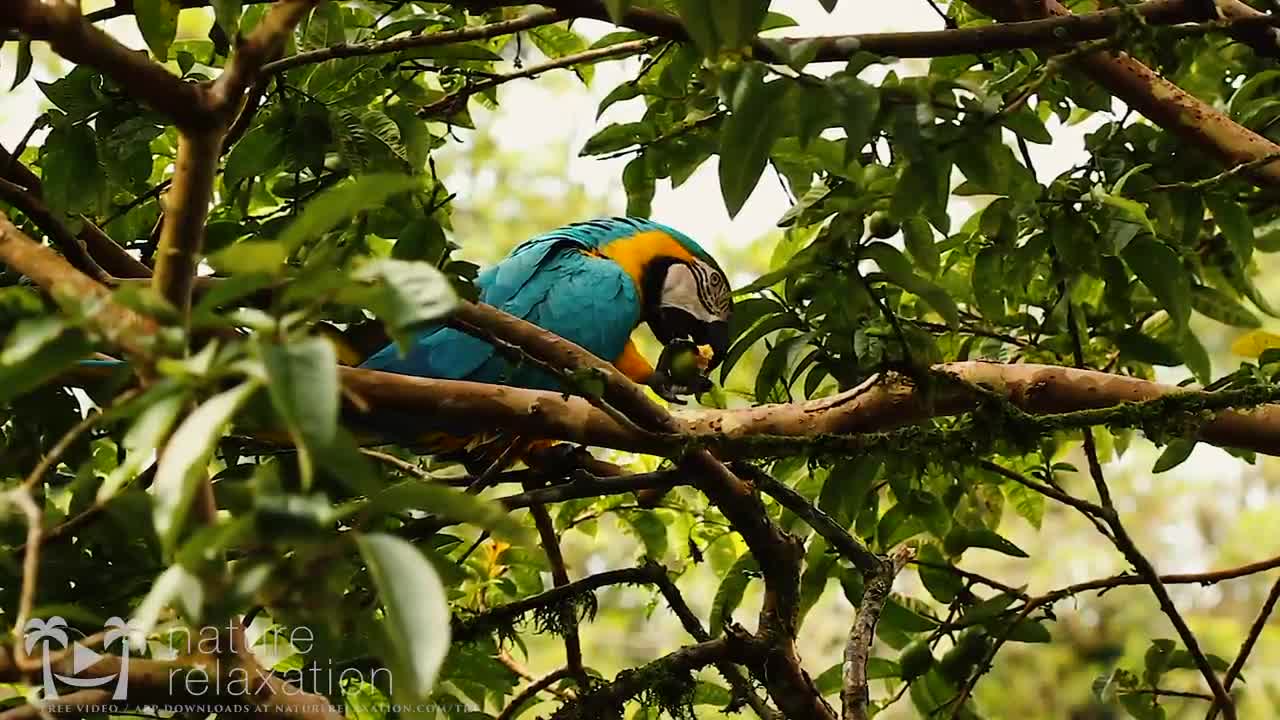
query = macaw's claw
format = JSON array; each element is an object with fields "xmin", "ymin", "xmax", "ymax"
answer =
[{"xmin": 527, "ymin": 442, "xmax": 595, "ymax": 477}]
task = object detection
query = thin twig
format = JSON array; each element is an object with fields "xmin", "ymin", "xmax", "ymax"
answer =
[
  {"xmin": 264, "ymin": 9, "xmax": 569, "ymax": 74},
  {"xmin": 416, "ymin": 38, "xmax": 662, "ymax": 119},
  {"xmin": 1205, "ymin": 574, "xmax": 1280, "ymax": 719},
  {"xmin": 495, "ymin": 667, "xmax": 573, "ymax": 720}
]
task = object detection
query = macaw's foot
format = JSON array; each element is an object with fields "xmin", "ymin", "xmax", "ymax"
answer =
[{"xmin": 525, "ymin": 442, "xmax": 596, "ymax": 479}]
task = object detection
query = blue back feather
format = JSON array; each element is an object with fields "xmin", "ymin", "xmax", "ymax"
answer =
[{"xmin": 361, "ymin": 217, "xmax": 697, "ymax": 392}]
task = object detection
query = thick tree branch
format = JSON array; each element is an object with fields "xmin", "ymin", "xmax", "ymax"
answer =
[
  {"xmin": 151, "ymin": 133, "xmax": 221, "ymax": 316},
  {"xmin": 3, "ymin": 0, "xmax": 209, "ymax": 130},
  {"xmin": 962, "ymin": 0, "xmax": 1280, "ymax": 186},
  {"xmin": 0, "ymin": 210, "xmax": 158, "ymax": 362},
  {"xmin": 209, "ymin": 0, "xmax": 322, "ymax": 112},
  {"xmin": 336, "ymin": 361, "xmax": 1280, "ymax": 459},
  {"xmin": 0, "ymin": 178, "xmax": 113, "ymax": 283},
  {"xmin": 0, "ymin": 143, "xmax": 152, "ymax": 279},
  {"xmin": 543, "ymin": 0, "xmax": 1277, "ymax": 61}
]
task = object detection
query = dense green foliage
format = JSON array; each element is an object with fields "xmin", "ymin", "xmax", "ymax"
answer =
[{"xmin": 6, "ymin": 1, "xmax": 1280, "ymax": 719}]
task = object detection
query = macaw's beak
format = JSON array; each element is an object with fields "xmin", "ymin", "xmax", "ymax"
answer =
[
  {"xmin": 652, "ymin": 308, "xmax": 731, "ymax": 369},
  {"xmin": 703, "ymin": 320, "xmax": 729, "ymax": 370}
]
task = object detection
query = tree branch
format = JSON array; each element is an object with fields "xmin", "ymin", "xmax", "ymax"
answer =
[
  {"xmin": 0, "ymin": 143, "xmax": 152, "ymax": 279},
  {"xmin": 842, "ymin": 546, "xmax": 913, "ymax": 720},
  {"xmin": 262, "ymin": 9, "xmax": 570, "ymax": 74},
  {"xmin": 151, "ymin": 132, "xmax": 221, "ymax": 317},
  {"xmin": 962, "ymin": 0, "xmax": 1280, "ymax": 186},
  {"xmin": 1205, "ymin": 574, "xmax": 1280, "ymax": 719},
  {"xmin": 416, "ymin": 38, "xmax": 663, "ymax": 119},
  {"xmin": 0, "ymin": 209, "xmax": 159, "ymax": 362},
  {"xmin": 334, "ymin": 360, "xmax": 1280, "ymax": 459},
  {"xmin": 0, "ymin": 178, "xmax": 114, "ymax": 283},
  {"xmin": 495, "ymin": 667, "xmax": 573, "ymax": 720},
  {"xmin": 540, "ymin": 0, "xmax": 1268, "ymax": 61},
  {"xmin": 3, "ymin": 0, "xmax": 209, "ymax": 130}
]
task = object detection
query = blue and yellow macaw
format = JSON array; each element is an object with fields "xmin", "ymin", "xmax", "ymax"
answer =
[{"xmin": 360, "ymin": 216, "xmax": 734, "ymax": 458}]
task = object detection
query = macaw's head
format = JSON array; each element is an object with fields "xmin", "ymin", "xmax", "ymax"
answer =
[
  {"xmin": 589, "ymin": 217, "xmax": 733, "ymax": 369},
  {"xmin": 643, "ymin": 255, "xmax": 733, "ymax": 369}
]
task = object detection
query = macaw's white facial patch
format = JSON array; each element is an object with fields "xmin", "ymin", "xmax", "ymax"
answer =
[{"xmin": 660, "ymin": 262, "xmax": 729, "ymax": 323}]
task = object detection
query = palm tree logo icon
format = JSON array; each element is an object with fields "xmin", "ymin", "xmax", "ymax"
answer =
[{"xmin": 23, "ymin": 616, "xmax": 133, "ymax": 700}]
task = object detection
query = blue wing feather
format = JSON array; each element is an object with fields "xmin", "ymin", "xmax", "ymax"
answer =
[{"xmin": 361, "ymin": 238, "xmax": 640, "ymax": 392}]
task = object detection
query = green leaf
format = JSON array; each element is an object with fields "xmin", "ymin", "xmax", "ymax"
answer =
[
  {"xmin": 392, "ymin": 218, "xmax": 448, "ymax": 263},
  {"xmin": 1152, "ymin": 439, "xmax": 1196, "ymax": 473},
  {"xmin": 135, "ymin": 0, "xmax": 181, "ymax": 61},
  {"xmin": 716, "ymin": 0, "xmax": 771, "ymax": 49},
  {"xmin": 362, "ymin": 109, "xmax": 411, "ymax": 166},
  {"xmin": 1207, "ymin": 193, "xmax": 1254, "ymax": 265},
  {"xmin": 128, "ymin": 564, "xmax": 204, "ymax": 643},
  {"xmin": 346, "ymin": 259, "xmax": 459, "ymax": 349},
  {"xmin": 0, "ymin": 318, "xmax": 92, "ymax": 405},
  {"xmin": 675, "ymin": 0, "xmax": 718, "ymax": 55},
  {"xmin": 710, "ymin": 553, "xmax": 758, "ymax": 637},
  {"xmin": 719, "ymin": 75, "xmax": 785, "ymax": 218},
  {"xmin": 1002, "ymin": 107, "xmax": 1052, "ymax": 143},
  {"xmin": 208, "ymin": 240, "xmax": 288, "ymax": 275},
  {"xmin": 1122, "ymin": 236, "xmax": 1190, "ymax": 332},
  {"xmin": 357, "ymin": 533, "xmax": 451, "ymax": 705},
  {"xmin": 622, "ymin": 511, "xmax": 668, "ymax": 559},
  {"xmin": 944, "ymin": 527, "xmax": 1029, "ymax": 558},
  {"xmin": 880, "ymin": 599, "xmax": 938, "ymax": 634},
  {"xmin": 10, "ymin": 39, "xmax": 33, "ymax": 90},
  {"xmin": 603, "ymin": 0, "xmax": 631, "ymax": 22},
  {"xmin": 1003, "ymin": 618, "xmax": 1051, "ymax": 643},
  {"xmin": 153, "ymin": 381, "xmax": 259, "ymax": 553},
  {"xmin": 797, "ymin": 536, "xmax": 837, "ymax": 626},
  {"xmin": 224, "ymin": 126, "xmax": 285, "ymax": 191},
  {"xmin": 1098, "ymin": 191, "xmax": 1155, "ymax": 237},
  {"xmin": 832, "ymin": 73, "xmax": 880, "ymax": 159},
  {"xmin": 260, "ymin": 338, "xmax": 338, "ymax": 489},
  {"xmin": 1002, "ymin": 479, "xmax": 1045, "ymax": 530},
  {"xmin": 210, "ymin": 0, "xmax": 241, "ymax": 38},
  {"xmin": 99, "ymin": 387, "xmax": 188, "ymax": 502},
  {"xmin": 972, "ymin": 245, "xmax": 1005, "ymax": 320},
  {"xmin": 41, "ymin": 123, "xmax": 106, "ymax": 216},
  {"xmin": 580, "ymin": 122, "xmax": 653, "ymax": 156},
  {"xmin": 277, "ymin": 174, "xmax": 421, "ymax": 251},
  {"xmin": 916, "ymin": 544, "xmax": 963, "ymax": 604},
  {"xmin": 623, "ymin": 154, "xmax": 655, "ymax": 217},
  {"xmin": 902, "ymin": 217, "xmax": 939, "ymax": 276},
  {"xmin": 1190, "ymin": 284, "xmax": 1260, "ymax": 328},
  {"xmin": 862, "ymin": 242, "xmax": 960, "ymax": 328},
  {"xmin": 720, "ymin": 313, "xmax": 802, "ymax": 383},
  {"xmin": 363, "ymin": 481, "xmax": 529, "ymax": 543}
]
